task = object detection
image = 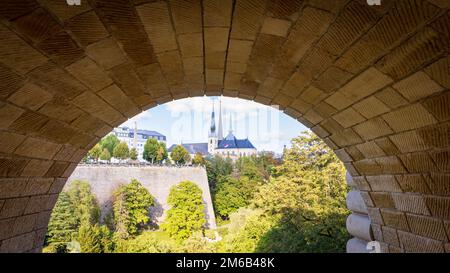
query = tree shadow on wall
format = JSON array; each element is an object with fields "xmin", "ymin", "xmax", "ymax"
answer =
[{"xmin": 148, "ymin": 199, "xmax": 164, "ymax": 229}]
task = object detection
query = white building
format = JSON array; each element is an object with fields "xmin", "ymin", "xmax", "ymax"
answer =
[{"xmin": 112, "ymin": 123, "xmax": 166, "ymax": 162}]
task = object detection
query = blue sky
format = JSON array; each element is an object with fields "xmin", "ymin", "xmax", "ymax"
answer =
[{"xmin": 120, "ymin": 96, "xmax": 309, "ymax": 154}]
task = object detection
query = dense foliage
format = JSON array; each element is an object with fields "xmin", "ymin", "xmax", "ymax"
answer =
[
  {"xmin": 100, "ymin": 134, "xmax": 120, "ymax": 155},
  {"xmin": 113, "ymin": 141, "xmax": 130, "ymax": 161},
  {"xmin": 143, "ymin": 138, "xmax": 168, "ymax": 163},
  {"xmin": 192, "ymin": 153, "xmax": 206, "ymax": 165},
  {"xmin": 45, "ymin": 181, "xmax": 107, "ymax": 253},
  {"xmin": 46, "ymin": 132, "xmax": 349, "ymax": 253},
  {"xmin": 129, "ymin": 148, "xmax": 138, "ymax": 160},
  {"xmin": 99, "ymin": 148, "xmax": 111, "ymax": 161},
  {"xmin": 113, "ymin": 179, "xmax": 155, "ymax": 239},
  {"xmin": 170, "ymin": 145, "xmax": 191, "ymax": 165},
  {"xmin": 161, "ymin": 181, "xmax": 206, "ymax": 242}
]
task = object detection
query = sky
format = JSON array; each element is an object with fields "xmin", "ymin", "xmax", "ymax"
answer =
[{"xmin": 120, "ymin": 96, "xmax": 309, "ymax": 154}]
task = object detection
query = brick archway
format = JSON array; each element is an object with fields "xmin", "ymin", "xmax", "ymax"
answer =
[{"xmin": 0, "ymin": 0, "xmax": 449, "ymax": 253}]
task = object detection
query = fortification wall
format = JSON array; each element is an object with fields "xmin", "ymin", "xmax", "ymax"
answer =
[{"xmin": 66, "ymin": 165, "xmax": 217, "ymax": 229}]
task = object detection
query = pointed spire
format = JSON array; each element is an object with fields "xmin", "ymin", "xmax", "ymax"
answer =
[
  {"xmin": 217, "ymin": 98, "xmax": 223, "ymax": 140},
  {"xmin": 209, "ymin": 100, "xmax": 216, "ymax": 137}
]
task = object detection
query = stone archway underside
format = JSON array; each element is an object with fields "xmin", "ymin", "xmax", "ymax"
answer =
[{"xmin": 0, "ymin": 0, "xmax": 449, "ymax": 253}]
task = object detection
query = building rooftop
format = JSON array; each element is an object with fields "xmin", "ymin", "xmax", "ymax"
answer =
[{"xmin": 168, "ymin": 143, "xmax": 209, "ymax": 155}]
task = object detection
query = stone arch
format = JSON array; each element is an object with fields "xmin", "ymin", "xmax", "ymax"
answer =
[{"xmin": 0, "ymin": 0, "xmax": 449, "ymax": 253}]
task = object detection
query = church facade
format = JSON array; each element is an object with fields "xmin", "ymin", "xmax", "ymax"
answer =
[{"xmin": 169, "ymin": 100, "xmax": 257, "ymax": 160}]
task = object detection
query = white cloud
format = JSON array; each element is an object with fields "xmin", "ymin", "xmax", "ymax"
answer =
[{"xmin": 165, "ymin": 96, "xmax": 273, "ymax": 116}]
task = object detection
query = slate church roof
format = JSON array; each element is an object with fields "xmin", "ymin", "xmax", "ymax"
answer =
[
  {"xmin": 168, "ymin": 143, "xmax": 208, "ymax": 155},
  {"xmin": 216, "ymin": 132, "xmax": 256, "ymax": 149}
]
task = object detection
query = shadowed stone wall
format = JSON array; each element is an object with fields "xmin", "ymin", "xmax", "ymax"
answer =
[{"xmin": 66, "ymin": 165, "xmax": 217, "ymax": 229}]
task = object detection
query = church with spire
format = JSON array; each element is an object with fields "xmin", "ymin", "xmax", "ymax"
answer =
[{"xmin": 169, "ymin": 99, "xmax": 257, "ymax": 160}]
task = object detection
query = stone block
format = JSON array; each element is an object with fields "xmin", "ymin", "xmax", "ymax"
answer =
[
  {"xmin": 396, "ymin": 174, "xmax": 431, "ymax": 194},
  {"xmin": 37, "ymin": 31, "xmax": 84, "ymax": 66},
  {"xmin": 0, "ymin": 179, "xmax": 28, "ymax": 199},
  {"xmin": 65, "ymin": 11, "xmax": 109, "ymax": 47},
  {"xmin": 11, "ymin": 7, "xmax": 62, "ymax": 44},
  {"xmin": 85, "ymin": 38, "xmax": 127, "ymax": 70},
  {"xmin": 425, "ymin": 196, "xmax": 450, "ymax": 220},
  {"xmin": 392, "ymin": 71, "xmax": 444, "ymax": 102},
  {"xmin": 13, "ymin": 214, "xmax": 37, "ymax": 236},
  {"xmin": 355, "ymin": 141, "xmax": 385, "ymax": 159},
  {"xmin": 136, "ymin": 1, "xmax": 178, "ymax": 54},
  {"xmin": 98, "ymin": 85, "xmax": 140, "ymax": 118},
  {"xmin": 0, "ymin": 197, "xmax": 29, "ymax": 219},
  {"xmin": 398, "ymin": 230, "xmax": 444, "ymax": 253},
  {"xmin": 66, "ymin": 57, "xmax": 113, "ymax": 92},
  {"xmin": 22, "ymin": 178, "xmax": 53, "ymax": 196},
  {"xmin": 15, "ymin": 137, "xmax": 61, "ymax": 160},
  {"xmin": 0, "ymin": 103, "xmax": 25, "ymax": 129},
  {"xmin": 353, "ymin": 96, "xmax": 390, "ymax": 119},
  {"xmin": 370, "ymin": 192, "xmax": 395, "ymax": 209},
  {"xmin": 7, "ymin": 82, "xmax": 53, "ymax": 111},
  {"xmin": 380, "ymin": 209, "xmax": 409, "ymax": 231},
  {"xmin": 71, "ymin": 91, "xmax": 124, "ymax": 125},
  {"xmin": 375, "ymin": 87, "xmax": 408, "ymax": 109},
  {"xmin": 178, "ymin": 33, "xmax": 203, "ymax": 58},
  {"xmin": 0, "ymin": 232, "xmax": 35, "ymax": 253},
  {"xmin": 260, "ymin": 17, "xmax": 291, "ymax": 37},
  {"xmin": 0, "ymin": 24, "xmax": 47, "ymax": 74},
  {"xmin": 203, "ymin": 0, "xmax": 233, "ymax": 27},
  {"xmin": 406, "ymin": 214, "xmax": 448, "ymax": 241},
  {"xmin": 366, "ymin": 175, "xmax": 402, "ymax": 193},
  {"xmin": 381, "ymin": 225, "xmax": 400, "ymax": 247},
  {"xmin": 0, "ymin": 132, "xmax": 26, "ymax": 154},
  {"xmin": 169, "ymin": 0, "xmax": 202, "ymax": 34},
  {"xmin": 353, "ymin": 117, "xmax": 393, "ymax": 141}
]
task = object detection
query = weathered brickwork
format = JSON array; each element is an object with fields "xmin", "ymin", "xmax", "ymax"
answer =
[{"xmin": 0, "ymin": 0, "xmax": 449, "ymax": 252}]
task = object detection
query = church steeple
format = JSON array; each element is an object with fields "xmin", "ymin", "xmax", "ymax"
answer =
[
  {"xmin": 208, "ymin": 100, "xmax": 218, "ymax": 154},
  {"xmin": 209, "ymin": 101, "xmax": 216, "ymax": 137},
  {"xmin": 217, "ymin": 99, "xmax": 223, "ymax": 140}
]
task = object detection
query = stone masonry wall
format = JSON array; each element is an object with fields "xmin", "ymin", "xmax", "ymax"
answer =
[{"xmin": 66, "ymin": 165, "xmax": 217, "ymax": 229}]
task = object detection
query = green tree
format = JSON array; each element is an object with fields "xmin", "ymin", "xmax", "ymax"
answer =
[
  {"xmin": 76, "ymin": 224, "xmax": 113, "ymax": 253},
  {"xmin": 220, "ymin": 208, "xmax": 275, "ymax": 253},
  {"xmin": 113, "ymin": 141, "xmax": 130, "ymax": 162},
  {"xmin": 129, "ymin": 148, "xmax": 138, "ymax": 160},
  {"xmin": 46, "ymin": 192, "xmax": 78, "ymax": 252},
  {"xmin": 88, "ymin": 143, "xmax": 102, "ymax": 162},
  {"xmin": 100, "ymin": 148, "xmax": 111, "ymax": 162},
  {"xmin": 66, "ymin": 180, "xmax": 100, "ymax": 226},
  {"xmin": 192, "ymin": 153, "xmax": 206, "ymax": 165},
  {"xmin": 161, "ymin": 181, "xmax": 206, "ymax": 242},
  {"xmin": 100, "ymin": 134, "xmax": 120, "ymax": 155},
  {"xmin": 252, "ymin": 131, "xmax": 350, "ymax": 252},
  {"xmin": 213, "ymin": 176, "xmax": 248, "ymax": 219},
  {"xmin": 143, "ymin": 138, "xmax": 167, "ymax": 164},
  {"xmin": 205, "ymin": 155, "xmax": 233, "ymax": 190},
  {"xmin": 115, "ymin": 231, "xmax": 179, "ymax": 253},
  {"xmin": 170, "ymin": 145, "xmax": 191, "ymax": 165},
  {"xmin": 113, "ymin": 179, "xmax": 155, "ymax": 239}
]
